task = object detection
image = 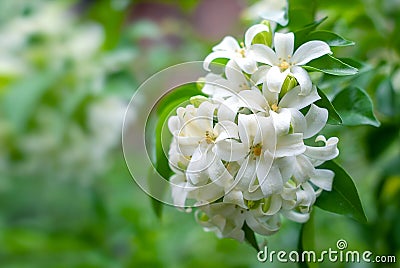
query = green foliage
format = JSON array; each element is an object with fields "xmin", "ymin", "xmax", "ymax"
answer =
[
  {"xmin": 298, "ymin": 212, "xmax": 317, "ymax": 268},
  {"xmin": 304, "ymin": 55, "xmax": 358, "ymax": 76},
  {"xmin": 146, "ymin": 83, "xmax": 205, "ymax": 217},
  {"xmin": 332, "ymin": 87, "xmax": 380, "ymax": 127},
  {"xmin": 242, "ymin": 222, "xmax": 260, "ymax": 252},
  {"xmin": 315, "ymin": 161, "xmax": 367, "ymax": 224},
  {"xmin": 315, "ymin": 88, "xmax": 342, "ymax": 125},
  {"xmin": 287, "ymin": 0, "xmax": 317, "ymax": 31},
  {"xmin": 293, "ymin": 17, "xmax": 327, "ymax": 48},
  {"xmin": 305, "ymin": 31, "xmax": 354, "ymax": 47},
  {"xmin": 252, "ymin": 21, "xmax": 273, "ymax": 47},
  {"xmin": 2, "ymin": 70, "xmax": 60, "ymax": 132}
]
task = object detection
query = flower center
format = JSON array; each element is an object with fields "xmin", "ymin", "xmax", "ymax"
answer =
[
  {"xmin": 205, "ymin": 130, "xmax": 217, "ymax": 144},
  {"xmin": 279, "ymin": 60, "xmax": 290, "ymax": 71},
  {"xmin": 271, "ymin": 103, "xmax": 279, "ymax": 112},
  {"xmin": 236, "ymin": 42, "xmax": 246, "ymax": 58},
  {"xmin": 239, "ymin": 82, "xmax": 250, "ymax": 90},
  {"xmin": 251, "ymin": 143, "xmax": 263, "ymax": 157}
]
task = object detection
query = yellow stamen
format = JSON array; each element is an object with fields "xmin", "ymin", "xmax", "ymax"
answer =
[
  {"xmin": 271, "ymin": 103, "xmax": 279, "ymax": 112},
  {"xmin": 279, "ymin": 60, "xmax": 290, "ymax": 71},
  {"xmin": 205, "ymin": 131, "xmax": 216, "ymax": 144},
  {"xmin": 251, "ymin": 144, "xmax": 263, "ymax": 157}
]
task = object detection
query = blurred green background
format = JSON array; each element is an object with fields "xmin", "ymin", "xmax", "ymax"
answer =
[{"xmin": 0, "ymin": 0, "xmax": 399, "ymax": 267}]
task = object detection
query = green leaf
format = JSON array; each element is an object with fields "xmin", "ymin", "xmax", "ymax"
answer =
[
  {"xmin": 332, "ymin": 87, "xmax": 380, "ymax": 127},
  {"xmin": 307, "ymin": 30, "xmax": 354, "ymax": 47},
  {"xmin": 294, "ymin": 17, "xmax": 327, "ymax": 48},
  {"xmin": 242, "ymin": 222, "xmax": 260, "ymax": 252},
  {"xmin": 365, "ymin": 124, "xmax": 399, "ymax": 161},
  {"xmin": 298, "ymin": 211, "xmax": 318, "ymax": 268},
  {"xmin": 376, "ymin": 78, "xmax": 400, "ymax": 117},
  {"xmin": 315, "ymin": 161, "xmax": 367, "ymax": 223},
  {"xmin": 288, "ymin": 0, "xmax": 319, "ymax": 32},
  {"xmin": 148, "ymin": 167, "xmax": 165, "ymax": 219},
  {"xmin": 315, "ymin": 88, "xmax": 342, "ymax": 125},
  {"xmin": 252, "ymin": 21, "xmax": 272, "ymax": 47},
  {"xmin": 145, "ymin": 83, "xmax": 204, "ymax": 218},
  {"xmin": 304, "ymin": 55, "xmax": 358, "ymax": 76}
]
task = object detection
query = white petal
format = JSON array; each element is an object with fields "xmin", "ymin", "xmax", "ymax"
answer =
[
  {"xmin": 251, "ymin": 65, "xmax": 270, "ymax": 85},
  {"xmin": 274, "ymin": 32, "xmax": 294, "ymax": 59},
  {"xmin": 197, "ymin": 101, "xmax": 216, "ymax": 130},
  {"xmin": 279, "ymin": 85, "xmax": 320, "ymax": 109},
  {"xmin": 271, "ymin": 109, "xmax": 291, "ymax": 136},
  {"xmin": 296, "ymin": 182, "xmax": 316, "ymax": 209},
  {"xmin": 260, "ymin": 10, "xmax": 288, "ymax": 26},
  {"xmin": 212, "ymin": 36, "xmax": 240, "ymax": 51},
  {"xmin": 217, "ymin": 96, "xmax": 240, "ymax": 122},
  {"xmin": 223, "ymin": 189, "xmax": 246, "ymax": 208},
  {"xmin": 254, "ymin": 150, "xmax": 274, "ymax": 193},
  {"xmin": 175, "ymin": 136, "xmax": 202, "ymax": 155},
  {"xmin": 262, "ymin": 82, "xmax": 279, "ymax": 104},
  {"xmin": 238, "ymin": 114, "xmax": 258, "ymax": 146},
  {"xmin": 225, "ymin": 60, "xmax": 249, "ymax": 88},
  {"xmin": 267, "ymin": 66, "xmax": 288, "ymax": 93},
  {"xmin": 203, "ymin": 50, "xmax": 235, "ymax": 71},
  {"xmin": 214, "ymin": 139, "xmax": 247, "ymax": 162},
  {"xmin": 244, "ymin": 23, "xmax": 271, "ymax": 48},
  {"xmin": 258, "ymin": 195, "xmax": 282, "ymax": 216},
  {"xmin": 290, "ymin": 66, "xmax": 312, "ymax": 95},
  {"xmin": 292, "ymin": 40, "xmax": 332, "ymax": 65},
  {"xmin": 238, "ymin": 89, "xmax": 268, "ymax": 112},
  {"xmin": 253, "ymin": 115, "xmax": 275, "ymax": 148},
  {"xmin": 234, "ymin": 56, "xmax": 258, "ymax": 74},
  {"xmin": 234, "ymin": 157, "xmax": 257, "ymax": 191},
  {"xmin": 193, "ymin": 183, "xmax": 224, "ymax": 203},
  {"xmin": 303, "ymin": 104, "xmax": 328, "ymax": 139},
  {"xmin": 292, "ymin": 154, "xmax": 315, "ymax": 183},
  {"xmin": 168, "ymin": 116, "xmax": 180, "ymax": 133},
  {"xmin": 246, "ymin": 213, "xmax": 281, "ymax": 236},
  {"xmin": 215, "ymin": 120, "xmax": 239, "ymax": 141},
  {"xmin": 275, "ymin": 156, "xmax": 295, "ymax": 182},
  {"xmin": 249, "ymin": 44, "xmax": 279, "ymax": 65},
  {"xmin": 259, "ymin": 163, "xmax": 283, "ymax": 196},
  {"xmin": 275, "ymin": 133, "xmax": 305, "ymax": 157},
  {"xmin": 202, "ymin": 73, "xmax": 231, "ymax": 98},
  {"xmin": 282, "ymin": 210, "xmax": 310, "ymax": 223},
  {"xmin": 207, "ymin": 158, "xmax": 234, "ymax": 187},
  {"xmin": 170, "ymin": 174, "xmax": 189, "ymax": 207},
  {"xmin": 310, "ymin": 169, "xmax": 334, "ymax": 191},
  {"xmin": 186, "ymin": 146, "xmax": 211, "ymax": 185},
  {"xmin": 288, "ymin": 108, "xmax": 306, "ymax": 133},
  {"xmin": 304, "ymin": 136, "xmax": 339, "ymax": 161}
]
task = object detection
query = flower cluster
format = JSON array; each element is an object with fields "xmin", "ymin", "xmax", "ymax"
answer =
[{"xmin": 168, "ymin": 22, "xmax": 339, "ymax": 241}]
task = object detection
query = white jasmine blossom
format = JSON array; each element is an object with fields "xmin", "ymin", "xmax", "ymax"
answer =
[
  {"xmin": 168, "ymin": 20, "xmax": 340, "ymax": 242},
  {"xmin": 203, "ymin": 23, "xmax": 271, "ymax": 74},
  {"xmin": 244, "ymin": 0, "xmax": 288, "ymax": 26},
  {"xmin": 252, "ymin": 32, "xmax": 332, "ymax": 94}
]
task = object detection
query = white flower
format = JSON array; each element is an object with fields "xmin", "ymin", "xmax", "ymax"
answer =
[
  {"xmin": 168, "ymin": 102, "xmax": 239, "ymax": 186},
  {"xmin": 281, "ymin": 181, "xmax": 317, "ymax": 223},
  {"xmin": 196, "ymin": 203, "xmax": 281, "ymax": 239},
  {"xmin": 217, "ymin": 85, "xmax": 325, "ymax": 139},
  {"xmin": 202, "ymin": 61, "xmax": 258, "ymax": 101},
  {"xmin": 168, "ymin": 21, "xmax": 343, "ymax": 242},
  {"xmin": 203, "ymin": 23, "xmax": 271, "ymax": 74},
  {"xmin": 252, "ymin": 32, "xmax": 331, "ymax": 94},
  {"xmin": 215, "ymin": 113, "xmax": 305, "ymax": 199},
  {"xmin": 243, "ymin": 0, "xmax": 288, "ymax": 26}
]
